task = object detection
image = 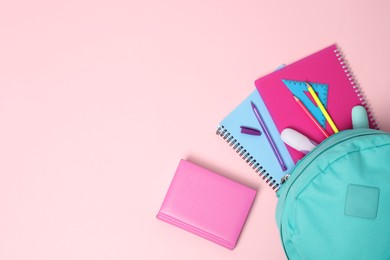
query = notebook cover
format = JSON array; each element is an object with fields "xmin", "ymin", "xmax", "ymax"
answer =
[
  {"xmin": 156, "ymin": 159, "xmax": 256, "ymax": 250},
  {"xmin": 217, "ymin": 90, "xmax": 294, "ymax": 190},
  {"xmin": 255, "ymin": 44, "xmax": 377, "ymax": 163}
]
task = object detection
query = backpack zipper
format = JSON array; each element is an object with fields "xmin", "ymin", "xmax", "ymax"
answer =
[
  {"xmin": 276, "ymin": 129, "xmax": 390, "ymax": 258},
  {"xmin": 277, "ymin": 129, "xmax": 383, "ymax": 198}
]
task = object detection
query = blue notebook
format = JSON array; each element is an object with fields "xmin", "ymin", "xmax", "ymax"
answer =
[{"xmin": 216, "ymin": 90, "xmax": 294, "ymax": 190}]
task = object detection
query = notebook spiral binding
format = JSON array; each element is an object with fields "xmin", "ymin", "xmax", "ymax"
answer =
[
  {"xmin": 334, "ymin": 48, "xmax": 379, "ymax": 129},
  {"xmin": 216, "ymin": 125, "xmax": 280, "ymax": 191}
]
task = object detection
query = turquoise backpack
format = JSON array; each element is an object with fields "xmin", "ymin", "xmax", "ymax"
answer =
[{"xmin": 276, "ymin": 114, "xmax": 390, "ymax": 259}]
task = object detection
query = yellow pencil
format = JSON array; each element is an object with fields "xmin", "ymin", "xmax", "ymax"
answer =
[{"xmin": 306, "ymin": 82, "xmax": 339, "ymax": 133}]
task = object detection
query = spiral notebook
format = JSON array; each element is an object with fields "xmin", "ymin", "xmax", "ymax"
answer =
[
  {"xmin": 255, "ymin": 44, "xmax": 378, "ymax": 163},
  {"xmin": 217, "ymin": 44, "xmax": 377, "ymax": 190},
  {"xmin": 216, "ymin": 90, "xmax": 295, "ymax": 190}
]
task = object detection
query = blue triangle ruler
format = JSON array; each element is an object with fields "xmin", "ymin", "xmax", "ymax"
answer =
[{"xmin": 282, "ymin": 79, "xmax": 329, "ymax": 128}]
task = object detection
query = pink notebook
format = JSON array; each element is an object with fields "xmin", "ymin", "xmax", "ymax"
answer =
[
  {"xmin": 255, "ymin": 44, "xmax": 377, "ymax": 163},
  {"xmin": 156, "ymin": 159, "xmax": 256, "ymax": 250}
]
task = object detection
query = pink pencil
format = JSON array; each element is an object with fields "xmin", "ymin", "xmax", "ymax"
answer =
[{"xmin": 294, "ymin": 96, "xmax": 330, "ymax": 138}]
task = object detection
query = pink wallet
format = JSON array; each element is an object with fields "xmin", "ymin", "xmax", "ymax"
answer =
[{"xmin": 157, "ymin": 159, "xmax": 256, "ymax": 249}]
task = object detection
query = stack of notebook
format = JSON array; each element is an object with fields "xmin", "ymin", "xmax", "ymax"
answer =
[
  {"xmin": 217, "ymin": 44, "xmax": 378, "ymax": 190},
  {"xmin": 157, "ymin": 44, "xmax": 378, "ymax": 250}
]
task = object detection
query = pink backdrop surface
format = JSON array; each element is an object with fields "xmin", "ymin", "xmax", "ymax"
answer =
[{"xmin": 1, "ymin": 0, "xmax": 390, "ymax": 259}]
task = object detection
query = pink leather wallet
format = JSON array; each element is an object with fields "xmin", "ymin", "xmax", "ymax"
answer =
[{"xmin": 157, "ymin": 159, "xmax": 256, "ymax": 249}]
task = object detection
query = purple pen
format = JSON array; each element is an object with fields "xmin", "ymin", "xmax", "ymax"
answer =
[
  {"xmin": 240, "ymin": 126, "xmax": 262, "ymax": 136},
  {"xmin": 251, "ymin": 101, "xmax": 287, "ymax": 171}
]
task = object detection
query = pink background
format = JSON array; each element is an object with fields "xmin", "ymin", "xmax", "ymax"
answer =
[{"xmin": 0, "ymin": 0, "xmax": 389, "ymax": 259}]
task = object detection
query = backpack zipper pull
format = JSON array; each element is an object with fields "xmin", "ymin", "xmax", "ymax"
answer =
[{"xmin": 281, "ymin": 174, "xmax": 290, "ymax": 184}]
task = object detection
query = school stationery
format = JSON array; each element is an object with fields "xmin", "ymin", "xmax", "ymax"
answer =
[
  {"xmin": 294, "ymin": 95, "xmax": 329, "ymax": 138},
  {"xmin": 306, "ymin": 82, "xmax": 339, "ymax": 133},
  {"xmin": 156, "ymin": 159, "xmax": 256, "ymax": 250},
  {"xmin": 240, "ymin": 126, "xmax": 262, "ymax": 136},
  {"xmin": 255, "ymin": 44, "xmax": 378, "ymax": 163},
  {"xmin": 281, "ymin": 128, "xmax": 317, "ymax": 154},
  {"xmin": 251, "ymin": 101, "xmax": 287, "ymax": 171},
  {"xmin": 216, "ymin": 90, "xmax": 294, "ymax": 190}
]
